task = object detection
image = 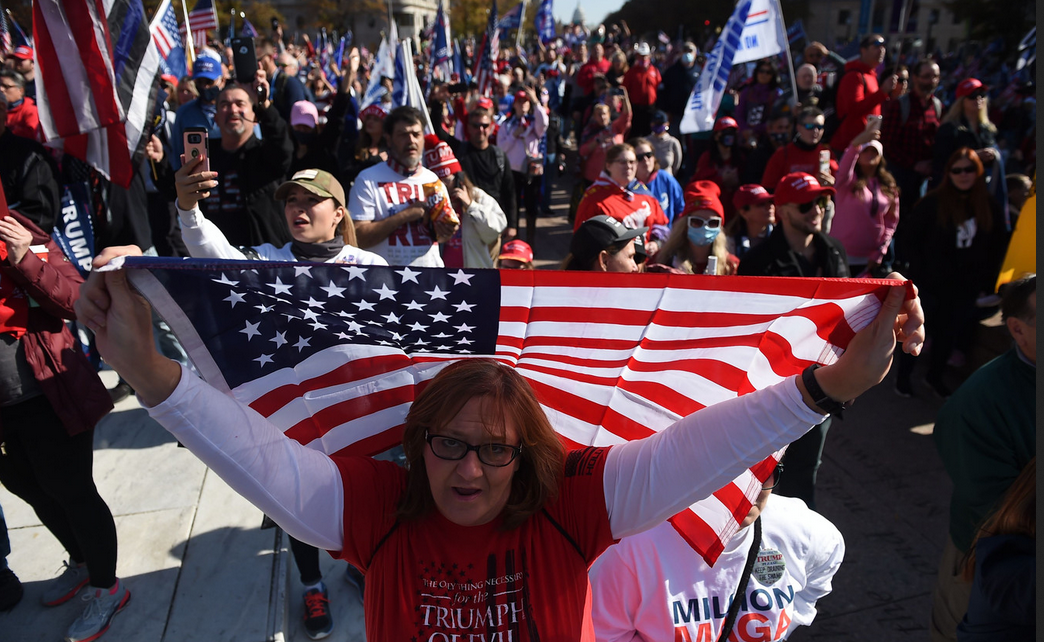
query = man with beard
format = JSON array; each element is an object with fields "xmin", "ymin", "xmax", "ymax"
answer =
[
  {"xmin": 171, "ymin": 72, "xmax": 294, "ymax": 248},
  {"xmin": 349, "ymin": 106, "xmax": 460, "ymax": 266}
]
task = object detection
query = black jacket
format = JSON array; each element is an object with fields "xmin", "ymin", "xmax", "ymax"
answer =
[
  {"xmin": 202, "ymin": 102, "xmax": 294, "ymax": 248},
  {"xmin": 440, "ymin": 132, "xmax": 518, "ymax": 229},
  {"xmin": 0, "ymin": 129, "xmax": 60, "ymax": 231},
  {"xmin": 737, "ymin": 225, "xmax": 850, "ymax": 278}
]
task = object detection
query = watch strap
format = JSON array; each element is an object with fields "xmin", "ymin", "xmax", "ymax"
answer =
[{"xmin": 802, "ymin": 363, "xmax": 847, "ymax": 415}]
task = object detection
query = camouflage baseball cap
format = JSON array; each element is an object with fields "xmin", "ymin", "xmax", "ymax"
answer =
[{"xmin": 275, "ymin": 169, "xmax": 346, "ymax": 207}]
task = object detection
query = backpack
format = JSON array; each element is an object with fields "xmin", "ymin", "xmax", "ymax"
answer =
[{"xmin": 898, "ymin": 93, "xmax": 943, "ymax": 125}]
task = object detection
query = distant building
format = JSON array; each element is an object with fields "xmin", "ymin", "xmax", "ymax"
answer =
[
  {"xmin": 269, "ymin": 0, "xmax": 439, "ymax": 50},
  {"xmin": 804, "ymin": 0, "xmax": 968, "ymax": 56},
  {"xmin": 572, "ymin": 1, "xmax": 586, "ymax": 26}
]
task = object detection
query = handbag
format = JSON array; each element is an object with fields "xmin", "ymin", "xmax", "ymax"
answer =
[{"xmin": 526, "ymin": 154, "xmax": 544, "ymax": 177}]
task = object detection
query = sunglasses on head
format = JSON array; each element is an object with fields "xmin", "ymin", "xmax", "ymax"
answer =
[
  {"xmin": 688, "ymin": 215, "xmax": 722, "ymax": 229},
  {"xmin": 797, "ymin": 196, "xmax": 830, "ymax": 213},
  {"xmin": 950, "ymin": 165, "xmax": 977, "ymax": 175}
]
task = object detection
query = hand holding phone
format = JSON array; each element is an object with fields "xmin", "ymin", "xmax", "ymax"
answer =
[
  {"xmin": 231, "ymin": 37, "xmax": 258, "ymax": 85},
  {"xmin": 183, "ymin": 127, "xmax": 209, "ymax": 173},
  {"xmin": 867, "ymin": 114, "xmax": 883, "ymax": 132}
]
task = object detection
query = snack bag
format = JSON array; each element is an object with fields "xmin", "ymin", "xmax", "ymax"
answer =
[{"xmin": 422, "ymin": 181, "xmax": 460, "ymax": 227}]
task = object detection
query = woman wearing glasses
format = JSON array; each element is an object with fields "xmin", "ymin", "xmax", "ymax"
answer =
[
  {"xmin": 894, "ymin": 148, "xmax": 1006, "ymax": 398},
  {"xmin": 932, "ymin": 79, "xmax": 1000, "ymax": 195},
  {"xmin": 760, "ymin": 106, "xmax": 838, "ymax": 193},
  {"xmin": 77, "ymin": 239, "xmax": 926, "ymax": 641},
  {"xmin": 648, "ymin": 180, "xmax": 738, "ymax": 275}
]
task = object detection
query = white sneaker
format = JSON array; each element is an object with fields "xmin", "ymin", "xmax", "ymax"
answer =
[{"xmin": 65, "ymin": 579, "xmax": 130, "ymax": 642}]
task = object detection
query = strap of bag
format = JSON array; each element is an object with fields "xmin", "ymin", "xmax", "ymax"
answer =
[{"xmin": 717, "ymin": 516, "xmax": 762, "ymax": 641}]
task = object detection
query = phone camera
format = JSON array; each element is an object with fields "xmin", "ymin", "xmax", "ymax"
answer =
[{"xmin": 188, "ymin": 134, "xmax": 202, "ymax": 144}]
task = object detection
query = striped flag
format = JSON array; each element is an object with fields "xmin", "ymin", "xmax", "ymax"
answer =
[
  {"xmin": 180, "ymin": 0, "xmax": 218, "ymax": 51},
  {"xmin": 0, "ymin": 8, "xmax": 10, "ymax": 56},
  {"xmin": 5, "ymin": 7, "xmax": 30, "ymax": 48},
  {"xmin": 150, "ymin": 0, "xmax": 188, "ymax": 79},
  {"xmin": 474, "ymin": 0, "xmax": 500, "ymax": 97},
  {"xmin": 34, "ymin": 0, "xmax": 161, "ymax": 187},
  {"xmin": 123, "ymin": 257, "xmax": 898, "ymax": 565}
]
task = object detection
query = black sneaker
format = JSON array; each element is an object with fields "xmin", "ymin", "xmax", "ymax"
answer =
[
  {"xmin": 0, "ymin": 567, "xmax": 23, "ymax": 611},
  {"xmin": 302, "ymin": 584, "xmax": 333, "ymax": 640}
]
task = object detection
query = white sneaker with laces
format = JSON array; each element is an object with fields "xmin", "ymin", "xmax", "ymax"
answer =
[{"xmin": 64, "ymin": 579, "xmax": 130, "ymax": 642}]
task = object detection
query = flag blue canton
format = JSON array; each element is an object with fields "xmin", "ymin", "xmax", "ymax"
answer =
[{"xmin": 144, "ymin": 260, "xmax": 501, "ymax": 389}]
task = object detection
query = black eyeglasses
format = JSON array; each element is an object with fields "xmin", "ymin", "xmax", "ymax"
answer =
[
  {"xmin": 764, "ymin": 462, "xmax": 784, "ymax": 490},
  {"xmin": 636, "ymin": 152, "xmax": 655, "ymax": 161},
  {"xmin": 425, "ymin": 432, "xmax": 522, "ymax": 467},
  {"xmin": 470, "ymin": 121, "xmax": 493, "ymax": 129},
  {"xmin": 801, "ymin": 123, "xmax": 825, "ymax": 131},
  {"xmin": 797, "ymin": 196, "xmax": 830, "ymax": 213},
  {"xmin": 949, "ymin": 165, "xmax": 977, "ymax": 175},
  {"xmin": 688, "ymin": 215, "xmax": 722, "ymax": 229}
]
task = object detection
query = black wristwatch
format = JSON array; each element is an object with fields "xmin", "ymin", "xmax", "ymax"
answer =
[{"xmin": 801, "ymin": 364, "xmax": 848, "ymax": 416}]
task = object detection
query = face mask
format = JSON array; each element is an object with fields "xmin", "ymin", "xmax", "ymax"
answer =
[
  {"xmin": 652, "ymin": 123, "xmax": 667, "ymax": 134},
  {"xmin": 293, "ymin": 130, "xmax": 317, "ymax": 147},
  {"xmin": 770, "ymin": 132, "xmax": 789, "ymax": 145},
  {"xmin": 687, "ymin": 225, "xmax": 720, "ymax": 247},
  {"xmin": 199, "ymin": 85, "xmax": 221, "ymax": 103},
  {"xmin": 682, "ymin": 53, "xmax": 695, "ymax": 65},
  {"xmin": 720, "ymin": 134, "xmax": 736, "ymax": 147}
]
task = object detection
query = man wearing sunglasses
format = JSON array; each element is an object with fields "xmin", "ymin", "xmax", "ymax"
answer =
[
  {"xmin": 738, "ymin": 173, "xmax": 849, "ymax": 511},
  {"xmin": 761, "ymin": 106, "xmax": 838, "ymax": 192},
  {"xmin": 830, "ymin": 34, "xmax": 898, "ymax": 155}
]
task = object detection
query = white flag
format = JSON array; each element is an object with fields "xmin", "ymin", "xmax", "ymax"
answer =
[
  {"xmin": 680, "ymin": 0, "xmax": 752, "ymax": 134},
  {"xmin": 732, "ymin": 0, "xmax": 789, "ymax": 64},
  {"xmin": 361, "ymin": 34, "xmax": 396, "ymax": 109}
]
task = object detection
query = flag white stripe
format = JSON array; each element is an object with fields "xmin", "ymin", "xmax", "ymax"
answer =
[{"xmin": 37, "ymin": 1, "xmax": 108, "ymax": 135}]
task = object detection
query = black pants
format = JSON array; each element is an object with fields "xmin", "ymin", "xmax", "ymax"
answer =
[
  {"xmin": 0, "ymin": 396, "xmax": 117, "ymax": 588},
  {"xmin": 897, "ymin": 290, "xmax": 974, "ymax": 384},
  {"xmin": 289, "ymin": 535, "xmax": 323, "ymax": 585},
  {"xmin": 513, "ymin": 170, "xmax": 542, "ymax": 245},
  {"xmin": 773, "ymin": 417, "xmax": 831, "ymax": 511}
]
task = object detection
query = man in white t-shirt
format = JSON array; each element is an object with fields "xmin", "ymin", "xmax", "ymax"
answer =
[
  {"xmin": 349, "ymin": 106, "xmax": 459, "ymax": 266},
  {"xmin": 590, "ymin": 461, "xmax": 845, "ymax": 642}
]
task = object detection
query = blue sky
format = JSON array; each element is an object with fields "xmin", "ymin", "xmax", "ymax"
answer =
[{"xmin": 551, "ymin": 0, "xmax": 627, "ymax": 29}]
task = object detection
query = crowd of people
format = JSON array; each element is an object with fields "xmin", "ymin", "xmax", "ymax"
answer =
[{"xmin": 0, "ymin": 13, "xmax": 1035, "ymax": 642}]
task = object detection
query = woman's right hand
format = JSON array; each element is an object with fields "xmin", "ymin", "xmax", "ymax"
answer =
[
  {"xmin": 174, "ymin": 154, "xmax": 218, "ymax": 211},
  {"xmin": 75, "ymin": 247, "xmax": 183, "ymax": 407}
]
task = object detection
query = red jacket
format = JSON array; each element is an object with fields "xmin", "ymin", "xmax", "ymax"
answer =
[
  {"xmin": 5, "ymin": 97, "xmax": 40, "ymax": 141},
  {"xmin": 622, "ymin": 63, "xmax": 661, "ymax": 107},
  {"xmin": 576, "ymin": 58, "xmax": 611, "ymax": 96},
  {"xmin": 761, "ymin": 143, "xmax": 839, "ymax": 192},
  {"xmin": 0, "ymin": 211, "xmax": 112, "ymax": 442},
  {"xmin": 831, "ymin": 60, "xmax": 890, "ymax": 153},
  {"xmin": 574, "ymin": 176, "xmax": 669, "ymax": 232}
]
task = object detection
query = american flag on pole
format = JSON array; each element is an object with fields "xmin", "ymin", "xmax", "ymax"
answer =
[
  {"xmin": 123, "ymin": 258, "xmax": 900, "ymax": 565},
  {"xmin": 180, "ymin": 0, "xmax": 218, "ymax": 51},
  {"xmin": 150, "ymin": 0, "xmax": 188, "ymax": 79},
  {"xmin": 34, "ymin": 0, "xmax": 160, "ymax": 188},
  {"xmin": 0, "ymin": 8, "xmax": 10, "ymax": 56},
  {"xmin": 474, "ymin": 0, "xmax": 500, "ymax": 97}
]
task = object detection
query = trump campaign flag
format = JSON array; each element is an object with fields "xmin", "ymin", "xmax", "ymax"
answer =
[
  {"xmin": 680, "ymin": 0, "xmax": 752, "ymax": 134},
  {"xmin": 121, "ymin": 257, "xmax": 901, "ymax": 564},
  {"xmin": 732, "ymin": 0, "xmax": 789, "ymax": 64},
  {"xmin": 150, "ymin": 0, "xmax": 188, "ymax": 78},
  {"xmin": 34, "ymin": 0, "xmax": 161, "ymax": 187},
  {"xmin": 535, "ymin": 0, "xmax": 556, "ymax": 45},
  {"xmin": 430, "ymin": 0, "xmax": 452, "ymax": 81}
]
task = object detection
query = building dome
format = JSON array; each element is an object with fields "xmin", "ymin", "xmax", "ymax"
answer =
[{"xmin": 572, "ymin": 2, "xmax": 586, "ymax": 25}]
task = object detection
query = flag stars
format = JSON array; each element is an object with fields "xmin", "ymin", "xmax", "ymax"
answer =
[
  {"xmin": 344, "ymin": 265, "xmax": 368, "ymax": 281},
  {"xmin": 353, "ymin": 299, "xmax": 376, "ymax": 312},
  {"xmin": 449, "ymin": 270, "xmax": 473, "ymax": 285},
  {"xmin": 294, "ymin": 266, "xmax": 313, "ymax": 277},
  {"xmin": 390, "ymin": 331, "xmax": 404, "ymax": 342},
  {"xmin": 301, "ymin": 308, "xmax": 321, "ymax": 322},
  {"xmin": 304, "ymin": 296, "xmax": 324, "ymax": 308},
  {"xmin": 408, "ymin": 321, "xmax": 429, "ymax": 332},
  {"xmin": 452, "ymin": 300, "xmax": 475, "ymax": 313},
  {"xmin": 256, "ymin": 303, "xmax": 274, "ymax": 314},
  {"xmin": 224, "ymin": 290, "xmax": 246, "ymax": 308},
  {"xmin": 293, "ymin": 336, "xmax": 311, "ymax": 351},
  {"xmin": 433, "ymin": 332, "xmax": 452, "ymax": 339},
  {"xmin": 270, "ymin": 331, "xmax": 288, "ymax": 349},
  {"xmin": 267, "ymin": 277, "xmax": 293, "ymax": 295},
  {"xmin": 254, "ymin": 354, "xmax": 274, "ymax": 368},
  {"xmin": 346, "ymin": 320, "xmax": 364, "ymax": 333},
  {"xmin": 454, "ymin": 323, "xmax": 474, "ymax": 333},
  {"xmin": 429, "ymin": 311, "xmax": 450, "ymax": 323},
  {"xmin": 404, "ymin": 300, "xmax": 425, "ymax": 311},
  {"xmin": 241, "ymin": 320, "xmax": 261, "ymax": 340},
  {"xmin": 457, "ymin": 337, "xmax": 473, "ymax": 345},
  {"xmin": 320, "ymin": 281, "xmax": 346, "ymax": 298},
  {"xmin": 395, "ymin": 267, "xmax": 421, "ymax": 284},
  {"xmin": 336, "ymin": 332, "xmax": 352, "ymax": 340},
  {"xmin": 213, "ymin": 274, "xmax": 239, "ymax": 287},
  {"xmin": 373, "ymin": 283, "xmax": 398, "ymax": 300},
  {"xmin": 309, "ymin": 320, "xmax": 328, "ymax": 331},
  {"xmin": 382, "ymin": 311, "xmax": 402, "ymax": 324},
  {"xmin": 425, "ymin": 285, "xmax": 449, "ymax": 300}
]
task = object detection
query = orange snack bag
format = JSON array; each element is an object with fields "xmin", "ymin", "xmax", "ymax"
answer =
[{"xmin": 422, "ymin": 181, "xmax": 460, "ymax": 226}]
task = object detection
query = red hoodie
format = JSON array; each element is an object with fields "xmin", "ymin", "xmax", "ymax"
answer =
[
  {"xmin": 574, "ymin": 175, "xmax": 669, "ymax": 232},
  {"xmin": 830, "ymin": 60, "xmax": 889, "ymax": 153}
]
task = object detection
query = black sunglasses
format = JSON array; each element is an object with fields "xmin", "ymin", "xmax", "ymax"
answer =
[
  {"xmin": 801, "ymin": 123, "xmax": 825, "ymax": 131},
  {"xmin": 797, "ymin": 196, "xmax": 830, "ymax": 213},
  {"xmin": 949, "ymin": 165, "xmax": 977, "ymax": 175},
  {"xmin": 636, "ymin": 151, "xmax": 655, "ymax": 161},
  {"xmin": 968, "ymin": 91, "xmax": 987, "ymax": 100}
]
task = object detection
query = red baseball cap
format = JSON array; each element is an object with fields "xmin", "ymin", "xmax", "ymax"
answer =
[
  {"xmin": 12, "ymin": 45, "xmax": 32, "ymax": 60},
  {"xmin": 514, "ymin": 89, "xmax": 529, "ymax": 103},
  {"xmin": 713, "ymin": 116, "xmax": 739, "ymax": 132},
  {"xmin": 474, "ymin": 97, "xmax": 495, "ymax": 112},
  {"xmin": 683, "ymin": 180, "xmax": 724, "ymax": 218},
  {"xmin": 956, "ymin": 78, "xmax": 987, "ymax": 99},
  {"xmin": 497, "ymin": 239, "xmax": 534, "ymax": 264},
  {"xmin": 359, "ymin": 104, "xmax": 388, "ymax": 120},
  {"xmin": 733, "ymin": 184, "xmax": 774, "ymax": 210},
  {"xmin": 773, "ymin": 172, "xmax": 836, "ymax": 206}
]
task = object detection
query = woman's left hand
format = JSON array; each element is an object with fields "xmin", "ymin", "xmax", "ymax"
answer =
[{"xmin": 0, "ymin": 216, "xmax": 33, "ymax": 264}]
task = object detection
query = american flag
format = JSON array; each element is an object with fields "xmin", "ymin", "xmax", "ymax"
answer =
[
  {"xmin": 180, "ymin": 0, "xmax": 218, "ymax": 51},
  {"xmin": 124, "ymin": 258, "xmax": 899, "ymax": 565},
  {"xmin": 34, "ymin": 0, "xmax": 160, "ymax": 187},
  {"xmin": 150, "ymin": 0, "xmax": 188, "ymax": 78},
  {"xmin": 474, "ymin": 0, "xmax": 500, "ymax": 97},
  {"xmin": 0, "ymin": 8, "xmax": 10, "ymax": 56}
]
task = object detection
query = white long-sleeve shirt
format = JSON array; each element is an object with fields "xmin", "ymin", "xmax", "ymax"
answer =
[{"xmin": 146, "ymin": 364, "xmax": 825, "ymax": 551}]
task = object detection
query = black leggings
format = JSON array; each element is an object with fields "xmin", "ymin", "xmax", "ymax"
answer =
[
  {"xmin": 0, "ymin": 395, "xmax": 118, "ymax": 588},
  {"xmin": 513, "ymin": 170, "xmax": 542, "ymax": 245},
  {"xmin": 288, "ymin": 535, "xmax": 323, "ymax": 585}
]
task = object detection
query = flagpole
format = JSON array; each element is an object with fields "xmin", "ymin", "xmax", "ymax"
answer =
[
  {"xmin": 773, "ymin": 0, "xmax": 799, "ymax": 109},
  {"xmin": 515, "ymin": 0, "xmax": 529, "ymax": 53},
  {"xmin": 180, "ymin": 0, "xmax": 196, "ymax": 64}
]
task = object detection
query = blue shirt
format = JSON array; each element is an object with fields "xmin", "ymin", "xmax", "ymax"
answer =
[{"xmin": 646, "ymin": 170, "xmax": 684, "ymax": 223}]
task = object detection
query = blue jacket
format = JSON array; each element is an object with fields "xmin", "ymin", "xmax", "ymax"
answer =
[{"xmin": 645, "ymin": 170, "xmax": 684, "ymax": 223}]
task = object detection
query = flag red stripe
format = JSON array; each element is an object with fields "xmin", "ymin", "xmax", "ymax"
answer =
[
  {"xmin": 33, "ymin": 4, "xmax": 82, "ymax": 138},
  {"xmin": 283, "ymin": 384, "xmax": 417, "ymax": 444},
  {"xmin": 615, "ymin": 378, "xmax": 708, "ymax": 418},
  {"xmin": 668, "ymin": 509, "xmax": 725, "ymax": 563},
  {"xmin": 337, "ymin": 424, "xmax": 405, "ymax": 457},
  {"xmin": 713, "ymin": 482, "xmax": 752, "ymax": 523},
  {"xmin": 500, "ymin": 335, "xmax": 641, "ymax": 352},
  {"xmin": 525, "ymin": 377, "xmax": 619, "ymax": 428},
  {"xmin": 599, "ymin": 407, "xmax": 657, "ymax": 441},
  {"xmin": 63, "ymin": 1, "xmax": 122, "ymax": 129}
]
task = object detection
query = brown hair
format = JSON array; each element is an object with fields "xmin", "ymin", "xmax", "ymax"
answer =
[
  {"xmin": 338, "ymin": 211, "xmax": 358, "ymax": 247},
  {"xmin": 850, "ymin": 149, "xmax": 899, "ymax": 200},
  {"xmin": 962, "ymin": 457, "xmax": 1035, "ymax": 581},
  {"xmin": 604, "ymin": 142, "xmax": 634, "ymax": 172},
  {"xmin": 926, "ymin": 148, "xmax": 993, "ymax": 233},
  {"xmin": 396, "ymin": 359, "xmax": 565, "ymax": 530}
]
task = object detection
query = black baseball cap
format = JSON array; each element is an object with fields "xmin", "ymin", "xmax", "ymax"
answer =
[{"xmin": 571, "ymin": 215, "xmax": 648, "ymax": 267}]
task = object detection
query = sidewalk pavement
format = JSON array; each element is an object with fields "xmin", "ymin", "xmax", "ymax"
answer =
[{"xmin": 0, "ymin": 173, "xmax": 1011, "ymax": 642}]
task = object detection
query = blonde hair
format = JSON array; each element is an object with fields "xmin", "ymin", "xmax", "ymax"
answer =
[
  {"xmin": 654, "ymin": 215, "xmax": 734, "ymax": 275},
  {"xmin": 943, "ymin": 94, "xmax": 996, "ymax": 133}
]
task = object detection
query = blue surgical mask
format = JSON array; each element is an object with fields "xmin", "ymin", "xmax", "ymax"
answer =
[
  {"xmin": 682, "ymin": 52, "xmax": 695, "ymax": 65},
  {"xmin": 688, "ymin": 225, "xmax": 720, "ymax": 246}
]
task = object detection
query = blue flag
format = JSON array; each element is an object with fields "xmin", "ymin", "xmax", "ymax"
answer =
[
  {"xmin": 240, "ymin": 18, "xmax": 258, "ymax": 38},
  {"xmin": 52, "ymin": 182, "xmax": 96, "ymax": 277},
  {"xmin": 497, "ymin": 2, "xmax": 523, "ymax": 34},
  {"xmin": 430, "ymin": 0, "xmax": 452, "ymax": 78},
  {"xmin": 535, "ymin": 0, "xmax": 555, "ymax": 45}
]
